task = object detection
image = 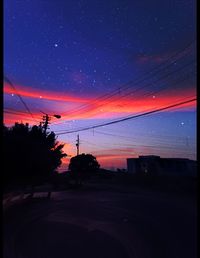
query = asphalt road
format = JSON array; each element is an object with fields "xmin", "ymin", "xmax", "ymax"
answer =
[{"xmin": 3, "ymin": 183, "xmax": 197, "ymax": 258}]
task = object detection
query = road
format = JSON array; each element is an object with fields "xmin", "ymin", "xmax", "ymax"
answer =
[{"xmin": 3, "ymin": 183, "xmax": 197, "ymax": 258}]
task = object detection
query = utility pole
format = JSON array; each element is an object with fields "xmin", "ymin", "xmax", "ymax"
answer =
[
  {"xmin": 42, "ymin": 114, "xmax": 51, "ymax": 133},
  {"xmin": 40, "ymin": 111, "xmax": 61, "ymax": 133},
  {"xmin": 76, "ymin": 134, "xmax": 80, "ymax": 155}
]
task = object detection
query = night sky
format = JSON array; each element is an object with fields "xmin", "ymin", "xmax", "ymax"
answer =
[{"xmin": 4, "ymin": 0, "xmax": 196, "ymax": 171}]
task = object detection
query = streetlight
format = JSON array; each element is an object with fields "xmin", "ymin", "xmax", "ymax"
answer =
[{"xmin": 53, "ymin": 115, "xmax": 61, "ymax": 119}]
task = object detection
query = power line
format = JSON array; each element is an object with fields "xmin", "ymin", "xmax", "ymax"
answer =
[
  {"xmin": 94, "ymin": 128, "xmax": 196, "ymax": 141},
  {"xmin": 53, "ymin": 79, "xmax": 195, "ymax": 129},
  {"xmin": 4, "ymin": 76, "xmax": 37, "ymax": 123},
  {"xmin": 4, "ymin": 108, "xmax": 30, "ymax": 115},
  {"xmin": 86, "ymin": 146, "xmax": 195, "ymax": 159},
  {"xmin": 62, "ymin": 130, "xmax": 196, "ymax": 150},
  {"xmin": 51, "ymin": 61, "xmax": 195, "ymax": 127},
  {"xmin": 53, "ymin": 40, "xmax": 195, "ymax": 119},
  {"xmin": 84, "ymin": 141, "xmax": 195, "ymax": 153},
  {"xmin": 53, "ymin": 92, "xmax": 196, "ymax": 134},
  {"xmin": 56, "ymin": 98, "xmax": 196, "ymax": 135},
  {"xmin": 70, "ymin": 41, "xmax": 194, "ymax": 111},
  {"xmin": 92, "ymin": 130, "xmax": 195, "ymax": 143},
  {"xmin": 75, "ymin": 63, "xmax": 195, "ymax": 119},
  {"xmin": 4, "ymin": 108, "xmax": 41, "ymax": 122},
  {"xmin": 51, "ymin": 50, "xmax": 195, "ymax": 126}
]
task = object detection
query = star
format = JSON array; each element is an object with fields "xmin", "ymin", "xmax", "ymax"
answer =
[
  {"xmin": 54, "ymin": 43, "xmax": 58, "ymax": 47},
  {"xmin": 92, "ymin": 79, "xmax": 96, "ymax": 85},
  {"xmin": 181, "ymin": 122, "xmax": 184, "ymax": 125}
]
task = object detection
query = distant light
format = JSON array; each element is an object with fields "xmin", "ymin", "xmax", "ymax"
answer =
[
  {"xmin": 181, "ymin": 122, "xmax": 184, "ymax": 125},
  {"xmin": 54, "ymin": 43, "xmax": 58, "ymax": 47},
  {"xmin": 11, "ymin": 93, "xmax": 14, "ymax": 97},
  {"xmin": 39, "ymin": 96, "xmax": 42, "ymax": 98},
  {"xmin": 153, "ymin": 95, "xmax": 156, "ymax": 98}
]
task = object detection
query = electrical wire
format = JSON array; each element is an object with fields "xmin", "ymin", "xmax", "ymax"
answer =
[
  {"xmin": 53, "ymin": 40, "xmax": 195, "ymax": 119},
  {"xmin": 56, "ymin": 98, "xmax": 196, "ymax": 135},
  {"xmin": 4, "ymin": 76, "xmax": 38, "ymax": 123}
]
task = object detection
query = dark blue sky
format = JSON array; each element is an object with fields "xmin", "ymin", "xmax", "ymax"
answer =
[
  {"xmin": 4, "ymin": 0, "xmax": 196, "ymax": 92},
  {"xmin": 4, "ymin": 0, "xmax": 196, "ymax": 170}
]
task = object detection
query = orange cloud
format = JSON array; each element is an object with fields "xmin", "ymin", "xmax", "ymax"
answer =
[
  {"xmin": 135, "ymin": 47, "xmax": 193, "ymax": 64},
  {"xmin": 4, "ymin": 83, "xmax": 90, "ymax": 103},
  {"xmin": 4, "ymin": 82, "xmax": 196, "ymax": 126},
  {"xmin": 55, "ymin": 87, "xmax": 196, "ymax": 121}
]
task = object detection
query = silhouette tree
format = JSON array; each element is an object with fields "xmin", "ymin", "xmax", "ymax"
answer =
[
  {"xmin": 3, "ymin": 122, "xmax": 67, "ymax": 190},
  {"xmin": 68, "ymin": 153, "xmax": 100, "ymax": 186}
]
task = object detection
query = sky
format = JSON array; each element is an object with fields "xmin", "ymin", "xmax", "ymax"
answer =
[{"xmin": 4, "ymin": 0, "xmax": 196, "ymax": 171}]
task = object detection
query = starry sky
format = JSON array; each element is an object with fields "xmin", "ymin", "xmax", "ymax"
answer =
[{"xmin": 4, "ymin": 0, "xmax": 196, "ymax": 171}]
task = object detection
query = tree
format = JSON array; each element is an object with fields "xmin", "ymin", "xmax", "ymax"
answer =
[
  {"xmin": 68, "ymin": 153, "xmax": 100, "ymax": 186},
  {"xmin": 3, "ymin": 122, "xmax": 67, "ymax": 189}
]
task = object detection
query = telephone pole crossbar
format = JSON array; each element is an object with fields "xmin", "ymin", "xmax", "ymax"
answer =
[{"xmin": 42, "ymin": 114, "xmax": 51, "ymax": 133}]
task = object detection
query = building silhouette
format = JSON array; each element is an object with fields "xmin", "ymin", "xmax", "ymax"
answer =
[{"xmin": 127, "ymin": 155, "xmax": 197, "ymax": 177}]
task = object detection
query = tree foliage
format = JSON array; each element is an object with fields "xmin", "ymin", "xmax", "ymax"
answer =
[
  {"xmin": 3, "ymin": 122, "xmax": 67, "ymax": 188},
  {"xmin": 69, "ymin": 153, "xmax": 100, "ymax": 185}
]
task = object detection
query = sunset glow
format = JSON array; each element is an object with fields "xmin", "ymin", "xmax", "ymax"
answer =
[{"xmin": 4, "ymin": 0, "xmax": 196, "ymax": 170}]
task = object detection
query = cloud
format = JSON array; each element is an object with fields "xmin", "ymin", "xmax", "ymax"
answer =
[
  {"xmin": 4, "ymin": 82, "xmax": 196, "ymax": 125},
  {"xmin": 4, "ymin": 83, "xmax": 90, "ymax": 103},
  {"xmin": 133, "ymin": 46, "xmax": 194, "ymax": 65}
]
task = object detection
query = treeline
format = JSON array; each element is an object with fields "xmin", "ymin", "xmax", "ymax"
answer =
[
  {"xmin": 3, "ymin": 122, "xmax": 67, "ymax": 190},
  {"xmin": 3, "ymin": 122, "xmax": 101, "ymax": 192}
]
